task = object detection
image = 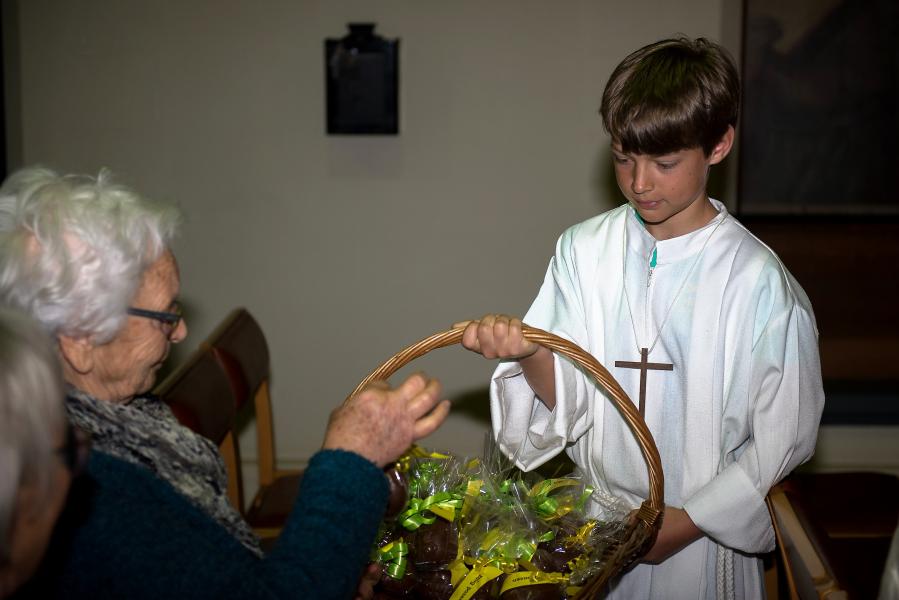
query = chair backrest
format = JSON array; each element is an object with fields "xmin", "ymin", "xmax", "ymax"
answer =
[
  {"xmin": 155, "ymin": 339, "xmax": 245, "ymax": 511},
  {"xmin": 201, "ymin": 308, "xmax": 270, "ymax": 409},
  {"xmin": 767, "ymin": 483, "xmax": 849, "ymax": 600},
  {"xmin": 157, "ymin": 307, "xmax": 279, "ymax": 514},
  {"xmin": 201, "ymin": 308, "xmax": 279, "ymax": 490}
]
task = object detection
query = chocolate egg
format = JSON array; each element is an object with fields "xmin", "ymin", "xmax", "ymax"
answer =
[
  {"xmin": 383, "ymin": 467, "xmax": 409, "ymax": 519},
  {"xmin": 409, "ymin": 519, "xmax": 459, "ymax": 570},
  {"xmin": 412, "ymin": 569, "xmax": 453, "ymax": 600},
  {"xmin": 376, "ymin": 561, "xmax": 416, "ymax": 598}
]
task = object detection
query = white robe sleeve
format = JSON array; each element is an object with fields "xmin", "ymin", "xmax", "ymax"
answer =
[
  {"xmin": 684, "ymin": 266, "xmax": 825, "ymax": 553},
  {"xmin": 490, "ymin": 224, "xmax": 598, "ymax": 471}
]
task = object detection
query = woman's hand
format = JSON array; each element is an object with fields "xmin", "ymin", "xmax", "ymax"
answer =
[
  {"xmin": 455, "ymin": 314, "xmax": 539, "ymax": 360},
  {"xmin": 353, "ymin": 563, "xmax": 381, "ymax": 600},
  {"xmin": 322, "ymin": 373, "xmax": 450, "ymax": 468}
]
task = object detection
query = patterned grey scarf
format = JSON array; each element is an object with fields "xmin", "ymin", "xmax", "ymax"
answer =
[{"xmin": 65, "ymin": 387, "xmax": 264, "ymax": 557}]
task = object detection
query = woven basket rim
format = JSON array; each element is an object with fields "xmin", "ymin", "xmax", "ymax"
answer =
[{"xmin": 349, "ymin": 322, "xmax": 665, "ymax": 597}]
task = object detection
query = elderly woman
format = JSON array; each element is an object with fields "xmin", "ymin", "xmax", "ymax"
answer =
[
  {"xmin": 0, "ymin": 305, "xmax": 450, "ymax": 599},
  {"xmin": 0, "ymin": 167, "xmax": 273, "ymax": 551},
  {"xmin": 0, "ymin": 167, "xmax": 451, "ymax": 596},
  {"xmin": 0, "ymin": 305, "xmax": 81, "ymax": 599}
]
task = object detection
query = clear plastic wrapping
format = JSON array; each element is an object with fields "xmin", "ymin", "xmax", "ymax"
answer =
[{"xmin": 372, "ymin": 441, "xmax": 631, "ymax": 600}]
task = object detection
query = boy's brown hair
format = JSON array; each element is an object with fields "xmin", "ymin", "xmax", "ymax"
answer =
[{"xmin": 600, "ymin": 36, "xmax": 739, "ymax": 156}]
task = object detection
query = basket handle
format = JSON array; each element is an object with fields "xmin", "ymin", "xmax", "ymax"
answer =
[{"xmin": 347, "ymin": 323, "xmax": 664, "ymax": 522}]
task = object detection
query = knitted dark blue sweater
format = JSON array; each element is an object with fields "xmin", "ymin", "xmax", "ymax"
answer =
[{"xmin": 15, "ymin": 449, "xmax": 388, "ymax": 599}]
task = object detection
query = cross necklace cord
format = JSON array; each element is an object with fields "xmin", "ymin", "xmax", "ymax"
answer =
[{"xmin": 616, "ymin": 210, "xmax": 727, "ymax": 416}]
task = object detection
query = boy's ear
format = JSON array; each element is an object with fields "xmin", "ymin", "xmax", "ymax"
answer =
[
  {"xmin": 708, "ymin": 125, "xmax": 735, "ymax": 165},
  {"xmin": 57, "ymin": 334, "xmax": 95, "ymax": 375}
]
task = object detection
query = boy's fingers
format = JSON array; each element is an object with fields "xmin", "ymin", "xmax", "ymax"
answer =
[
  {"xmin": 509, "ymin": 319, "xmax": 533, "ymax": 348},
  {"xmin": 478, "ymin": 314, "xmax": 497, "ymax": 328},
  {"xmin": 494, "ymin": 317, "xmax": 510, "ymax": 339},
  {"xmin": 461, "ymin": 324, "xmax": 481, "ymax": 351}
]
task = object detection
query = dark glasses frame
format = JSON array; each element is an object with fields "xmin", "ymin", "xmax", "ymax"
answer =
[{"xmin": 127, "ymin": 301, "xmax": 183, "ymax": 334}]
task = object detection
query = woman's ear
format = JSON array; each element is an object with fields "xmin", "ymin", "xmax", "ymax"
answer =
[
  {"xmin": 708, "ymin": 125, "xmax": 735, "ymax": 165},
  {"xmin": 57, "ymin": 335, "xmax": 94, "ymax": 375}
]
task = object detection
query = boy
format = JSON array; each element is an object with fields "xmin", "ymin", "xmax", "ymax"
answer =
[{"xmin": 459, "ymin": 37, "xmax": 824, "ymax": 598}]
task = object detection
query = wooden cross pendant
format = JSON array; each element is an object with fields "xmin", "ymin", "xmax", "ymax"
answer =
[{"xmin": 615, "ymin": 348, "xmax": 673, "ymax": 417}]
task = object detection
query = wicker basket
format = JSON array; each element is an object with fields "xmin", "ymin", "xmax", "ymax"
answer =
[{"xmin": 349, "ymin": 323, "xmax": 664, "ymax": 599}]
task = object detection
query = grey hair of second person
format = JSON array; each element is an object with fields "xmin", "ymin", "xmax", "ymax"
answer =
[
  {"xmin": 0, "ymin": 305, "xmax": 66, "ymax": 563},
  {"xmin": 0, "ymin": 167, "xmax": 181, "ymax": 343}
]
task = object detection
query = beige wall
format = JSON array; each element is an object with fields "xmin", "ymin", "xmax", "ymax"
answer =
[{"xmin": 7, "ymin": 1, "xmax": 894, "ymax": 496}]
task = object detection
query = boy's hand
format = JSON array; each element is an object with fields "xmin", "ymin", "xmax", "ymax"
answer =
[
  {"xmin": 455, "ymin": 314, "xmax": 557, "ymax": 410},
  {"xmin": 638, "ymin": 506, "xmax": 703, "ymax": 564},
  {"xmin": 455, "ymin": 314, "xmax": 539, "ymax": 360}
]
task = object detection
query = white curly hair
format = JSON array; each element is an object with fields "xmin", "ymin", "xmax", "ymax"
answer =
[{"xmin": 0, "ymin": 167, "xmax": 181, "ymax": 342}]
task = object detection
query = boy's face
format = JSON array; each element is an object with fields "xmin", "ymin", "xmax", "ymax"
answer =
[{"xmin": 611, "ymin": 127, "xmax": 734, "ymax": 239}]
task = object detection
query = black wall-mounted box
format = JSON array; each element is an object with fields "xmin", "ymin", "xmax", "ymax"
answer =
[{"xmin": 325, "ymin": 23, "xmax": 399, "ymax": 135}]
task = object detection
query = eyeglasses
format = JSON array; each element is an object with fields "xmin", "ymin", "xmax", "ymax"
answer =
[
  {"xmin": 56, "ymin": 422, "xmax": 92, "ymax": 476},
  {"xmin": 127, "ymin": 301, "xmax": 183, "ymax": 336}
]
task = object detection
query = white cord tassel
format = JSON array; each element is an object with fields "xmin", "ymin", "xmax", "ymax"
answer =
[{"xmin": 716, "ymin": 542, "xmax": 735, "ymax": 600}]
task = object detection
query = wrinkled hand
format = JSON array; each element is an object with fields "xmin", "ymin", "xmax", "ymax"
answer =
[
  {"xmin": 322, "ymin": 373, "xmax": 450, "ymax": 468},
  {"xmin": 455, "ymin": 314, "xmax": 539, "ymax": 360},
  {"xmin": 353, "ymin": 563, "xmax": 380, "ymax": 600}
]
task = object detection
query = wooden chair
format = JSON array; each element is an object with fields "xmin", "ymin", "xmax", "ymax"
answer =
[
  {"xmin": 768, "ymin": 483, "xmax": 848, "ymax": 600},
  {"xmin": 156, "ymin": 308, "xmax": 302, "ymax": 542},
  {"xmin": 155, "ymin": 345, "xmax": 245, "ymax": 510},
  {"xmin": 198, "ymin": 308, "xmax": 303, "ymax": 540},
  {"xmin": 768, "ymin": 472, "xmax": 899, "ymax": 599}
]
